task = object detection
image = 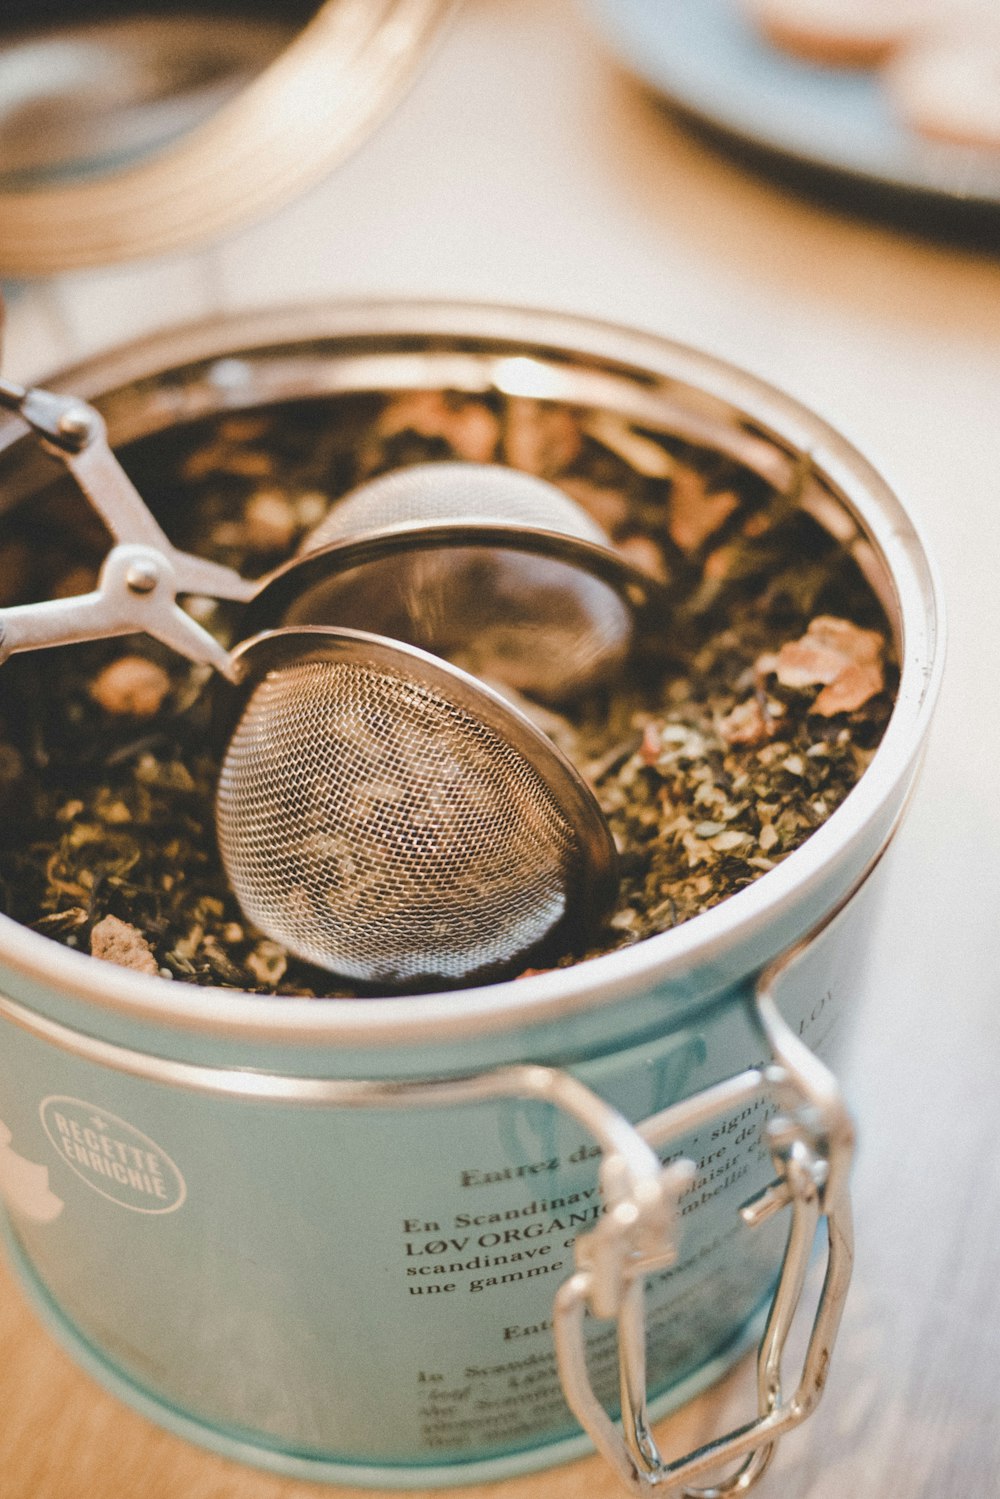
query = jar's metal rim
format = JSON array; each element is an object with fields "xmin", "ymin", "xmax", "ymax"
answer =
[{"xmin": 0, "ymin": 299, "xmax": 945, "ymax": 1045}]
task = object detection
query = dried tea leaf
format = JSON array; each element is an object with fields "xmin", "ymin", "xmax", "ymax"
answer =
[
  {"xmin": 618, "ymin": 534, "xmax": 670, "ymax": 582},
  {"xmin": 583, "ymin": 412, "xmax": 677, "ymax": 479},
  {"xmin": 246, "ymin": 940, "xmax": 288, "ymax": 986},
  {"xmin": 717, "ymin": 697, "xmax": 781, "ymax": 747},
  {"xmin": 243, "ymin": 490, "xmax": 297, "ymax": 553},
  {"xmin": 756, "ymin": 614, "xmax": 885, "ymax": 718},
  {"xmin": 558, "ymin": 476, "xmax": 630, "ymax": 537},
  {"xmin": 757, "ymin": 615, "xmax": 882, "ymax": 687},
  {"xmin": 378, "ymin": 391, "xmax": 500, "ymax": 464}
]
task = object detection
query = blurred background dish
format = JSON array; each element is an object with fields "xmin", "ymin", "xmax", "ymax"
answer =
[{"xmin": 582, "ymin": 0, "xmax": 1000, "ymax": 245}]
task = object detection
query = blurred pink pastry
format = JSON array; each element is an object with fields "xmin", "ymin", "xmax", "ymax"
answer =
[
  {"xmin": 885, "ymin": 22, "xmax": 1000, "ymax": 149},
  {"xmin": 739, "ymin": 0, "xmax": 933, "ymax": 67}
]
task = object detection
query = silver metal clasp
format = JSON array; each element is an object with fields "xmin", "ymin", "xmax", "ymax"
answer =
[{"xmin": 551, "ymin": 944, "xmax": 855, "ymax": 1498}]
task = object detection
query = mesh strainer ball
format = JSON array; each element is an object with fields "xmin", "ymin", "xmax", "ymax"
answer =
[
  {"xmin": 246, "ymin": 463, "xmax": 665, "ymax": 709},
  {"xmin": 301, "ymin": 461, "xmax": 610, "ymax": 546},
  {"xmin": 217, "ymin": 627, "xmax": 618, "ymax": 990}
]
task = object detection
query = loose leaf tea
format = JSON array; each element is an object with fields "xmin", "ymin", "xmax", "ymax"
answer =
[{"xmin": 0, "ymin": 387, "xmax": 895, "ymax": 996}]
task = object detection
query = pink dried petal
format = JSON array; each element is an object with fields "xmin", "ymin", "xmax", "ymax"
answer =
[
  {"xmin": 377, "ymin": 390, "xmax": 452, "ymax": 439},
  {"xmin": 559, "ymin": 476, "xmax": 630, "ymax": 536},
  {"xmin": 805, "ymin": 615, "xmax": 883, "ymax": 665},
  {"xmin": 813, "ymin": 661, "xmax": 885, "ymax": 716},
  {"xmin": 704, "ymin": 544, "xmax": 738, "ymax": 581},
  {"xmin": 770, "ymin": 637, "xmax": 851, "ymax": 688},
  {"xmin": 619, "ymin": 534, "xmax": 669, "ymax": 582},
  {"xmin": 742, "ymin": 510, "xmax": 773, "ymax": 538},
  {"xmin": 375, "ymin": 391, "xmax": 497, "ymax": 461},
  {"xmin": 756, "ymin": 615, "xmax": 885, "ymax": 692},
  {"xmin": 244, "ymin": 491, "xmax": 297, "ymax": 553},
  {"xmin": 668, "ymin": 468, "xmax": 739, "ymax": 552},
  {"xmin": 640, "ymin": 721, "xmax": 663, "ymax": 764},
  {"xmin": 446, "ymin": 405, "xmax": 500, "ymax": 464}
]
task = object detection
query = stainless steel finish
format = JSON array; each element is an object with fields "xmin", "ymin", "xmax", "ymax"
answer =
[
  {"xmin": 303, "ymin": 460, "xmax": 611, "ymax": 547},
  {"xmin": 0, "ymin": 16, "xmax": 291, "ymax": 180},
  {"xmin": 263, "ymin": 459, "xmax": 665, "ymax": 705},
  {"xmin": 125, "ymin": 559, "xmax": 160, "ymax": 595},
  {"xmin": 0, "ymin": 0, "xmax": 455, "ymax": 275},
  {"xmin": 0, "ymin": 378, "xmax": 620, "ymax": 985},
  {"xmin": 219, "ymin": 626, "xmax": 617, "ymax": 987},
  {"xmin": 296, "ymin": 460, "xmax": 634, "ymax": 702}
]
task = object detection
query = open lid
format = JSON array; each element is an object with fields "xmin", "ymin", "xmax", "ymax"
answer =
[{"xmin": 0, "ymin": 0, "xmax": 453, "ymax": 276}]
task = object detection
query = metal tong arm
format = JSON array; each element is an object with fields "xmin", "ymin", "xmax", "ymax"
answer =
[{"xmin": 0, "ymin": 380, "xmax": 255, "ymax": 676}]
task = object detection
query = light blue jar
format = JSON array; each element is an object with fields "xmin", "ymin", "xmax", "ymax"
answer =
[{"xmin": 0, "ymin": 304, "xmax": 942, "ymax": 1495}]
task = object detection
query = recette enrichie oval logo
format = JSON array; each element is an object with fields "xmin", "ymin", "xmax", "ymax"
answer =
[{"xmin": 40, "ymin": 1096, "xmax": 186, "ymax": 1214}]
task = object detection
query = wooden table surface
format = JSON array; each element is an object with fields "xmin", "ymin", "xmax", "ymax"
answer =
[{"xmin": 3, "ymin": 1, "xmax": 1000, "ymax": 1495}]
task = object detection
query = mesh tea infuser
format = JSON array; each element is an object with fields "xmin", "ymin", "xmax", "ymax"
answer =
[
  {"xmin": 0, "ymin": 380, "xmax": 617, "ymax": 988},
  {"xmin": 217, "ymin": 627, "xmax": 616, "ymax": 986},
  {"xmin": 253, "ymin": 459, "xmax": 663, "ymax": 706}
]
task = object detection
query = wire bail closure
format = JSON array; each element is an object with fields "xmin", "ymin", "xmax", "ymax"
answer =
[{"xmin": 551, "ymin": 946, "xmax": 855, "ymax": 1498}]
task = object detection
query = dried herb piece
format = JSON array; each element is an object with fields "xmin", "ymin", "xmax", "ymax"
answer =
[{"xmin": 90, "ymin": 914, "xmax": 159, "ymax": 975}]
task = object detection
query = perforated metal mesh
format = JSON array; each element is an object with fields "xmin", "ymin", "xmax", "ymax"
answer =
[
  {"xmin": 293, "ymin": 463, "xmax": 631, "ymax": 706},
  {"xmin": 216, "ymin": 655, "xmax": 584, "ymax": 988},
  {"xmin": 302, "ymin": 462, "xmax": 608, "ymax": 549},
  {"xmin": 284, "ymin": 549, "xmax": 632, "ymax": 708}
]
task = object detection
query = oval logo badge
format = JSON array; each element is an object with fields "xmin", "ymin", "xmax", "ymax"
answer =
[{"xmin": 40, "ymin": 1097, "xmax": 186, "ymax": 1215}]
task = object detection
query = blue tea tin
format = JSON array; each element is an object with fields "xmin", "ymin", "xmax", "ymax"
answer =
[{"xmin": 0, "ymin": 303, "xmax": 942, "ymax": 1494}]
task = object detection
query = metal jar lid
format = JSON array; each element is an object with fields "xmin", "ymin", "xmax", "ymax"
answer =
[{"xmin": 0, "ymin": 0, "xmax": 452, "ymax": 277}]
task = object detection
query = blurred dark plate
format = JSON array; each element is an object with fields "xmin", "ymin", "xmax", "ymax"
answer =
[{"xmin": 584, "ymin": 0, "xmax": 1000, "ymax": 247}]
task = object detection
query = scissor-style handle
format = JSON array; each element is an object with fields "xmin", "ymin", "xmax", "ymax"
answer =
[
  {"xmin": 0, "ymin": 380, "xmax": 254, "ymax": 675},
  {"xmin": 0, "ymin": 543, "xmax": 242, "ymax": 680}
]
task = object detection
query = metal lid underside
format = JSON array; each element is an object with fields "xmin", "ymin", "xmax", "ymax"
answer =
[{"xmin": 0, "ymin": 0, "xmax": 452, "ymax": 275}]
